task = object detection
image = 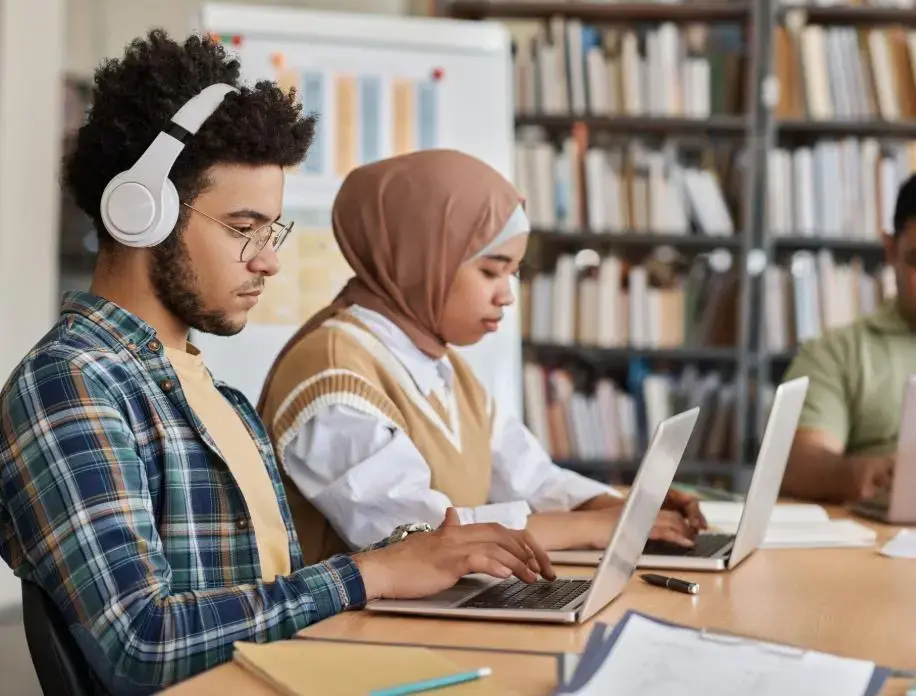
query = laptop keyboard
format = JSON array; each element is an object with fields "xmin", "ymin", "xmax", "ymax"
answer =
[
  {"xmin": 643, "ymin": 533, "xmax": 734, "ymax": 557},
  {"xmin": 458, "ymin": 578, "xmax": 591, "ymax": 611}
]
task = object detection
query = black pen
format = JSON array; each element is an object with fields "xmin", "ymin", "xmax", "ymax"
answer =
[{"xmin": 640, "ymin": 573, "xmax": 699, "ymax": 595}]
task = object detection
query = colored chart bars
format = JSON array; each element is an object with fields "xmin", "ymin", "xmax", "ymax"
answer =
[{"xmin": 275, "ymin": 68, "xmax": 440, "ymax": 178}]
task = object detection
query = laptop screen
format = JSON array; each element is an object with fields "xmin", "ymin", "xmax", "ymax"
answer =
[{"xmin": 578, "ymin": 407, "xmax": 699, "ymax": 621}]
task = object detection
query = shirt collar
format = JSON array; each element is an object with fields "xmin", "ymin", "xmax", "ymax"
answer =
[
  {"xmin": 865, "ymin": 298, "xmax": 914, "ymax": 335},
  {"xmin": 346, "ymin": 304, "xmax": 454, "ymax": 396},
  {"xmin": 61, "ymin": 290, "xmax": 158, "ymax": 351}
]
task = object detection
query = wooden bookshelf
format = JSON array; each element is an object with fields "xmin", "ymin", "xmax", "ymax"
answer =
[
  {"xmin": 447, "ymin": 0, "xmax": 916, "ymax": 488},
  {"xmin": 448, "ymin": 0, "xmax": 760, "ymax": 483},
  {"xmin": 446, "ymin": 1, "xmax": 752, "ymax": 24}
]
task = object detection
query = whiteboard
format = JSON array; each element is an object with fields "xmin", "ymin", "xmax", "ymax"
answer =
[{"xmin": 191, "ymin": 4, "xmax": 523, "ymax": 419}]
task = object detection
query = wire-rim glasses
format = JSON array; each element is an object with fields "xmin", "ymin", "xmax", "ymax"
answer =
[{"xmin": 182, "ymin": 203, "xmax": 295, "ymax": 262}]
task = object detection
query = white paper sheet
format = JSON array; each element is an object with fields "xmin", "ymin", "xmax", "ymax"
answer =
[
  {"xmin": 565, "ymin": 614, "xmax": 879, "ymax": 696},
  {"xmin": 880, "ymin": 529, "xmax": 916, "ymax": 558}
]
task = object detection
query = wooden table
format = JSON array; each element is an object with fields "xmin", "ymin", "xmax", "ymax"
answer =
[{"xmin": 163, "ymin": 511, "xmax": 916, "ymax": 695}]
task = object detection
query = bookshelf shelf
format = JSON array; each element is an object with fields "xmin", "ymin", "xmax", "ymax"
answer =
[
  {"xmin": 777, "ymin": 5, "xmax": 916, "ymax": 28},
  {"xmin": 516, "ymin": 114, "xmax": 748, "ymax": 138},
  {"xmin": 770, "ymin": 236, "xmax": 885, "ymax": 258},
  {"xmin": 777, "ymin": 119, "xmax": 916, "ymax": 139},
  {"xmin": 523, "ymin": 342, "xmax": 740, "ymax": 365},
  {"xmin": 533, "ymin": 229, "xmax": 743, "ymax": 253},
  {"xmin": 447, "ymin": 1, "xmax": 752, "ymax": 24}
]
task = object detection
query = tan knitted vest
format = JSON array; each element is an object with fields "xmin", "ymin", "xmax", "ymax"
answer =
[{"xmin": 259, "ymin": 311, "xmax": 495, "ymax": 565}]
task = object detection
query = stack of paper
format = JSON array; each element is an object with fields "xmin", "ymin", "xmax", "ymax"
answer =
[
  {"xmin": 233, "ymin": 640, "xmax": 510, "ymax": 695},
  {"xmin": 555, "ymin": 612, "xmax": 889, "ymax": 696},
  {"xmin": 700, "ymin": 501, "xmax": 877, "ymax": 548}
]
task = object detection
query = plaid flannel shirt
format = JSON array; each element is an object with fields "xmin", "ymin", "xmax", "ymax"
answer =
[{"xmin": 0, "ymin": 291, "xmax": 369, "ymax": 695}]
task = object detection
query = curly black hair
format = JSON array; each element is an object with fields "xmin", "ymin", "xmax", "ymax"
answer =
[{"xmin": 64, "ymin": 29, "xmax": 316, "ymax": 247}]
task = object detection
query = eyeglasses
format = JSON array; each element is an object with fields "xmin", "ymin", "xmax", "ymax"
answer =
[{"xmin": 182, "ymin": 203, "xmax": 295, "ymax": 263}]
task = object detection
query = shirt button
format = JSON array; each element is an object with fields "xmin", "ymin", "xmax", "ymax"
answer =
[
  {"xmin": 236, "ymin": 517, "xmax": 250, "ymax": 530},
  {"xmin": 148, "ymin": 339, "xmax": 162, "ymax": 352},
  {"xmin": 161, "ymin": 379, "xmax": 174, "ymax": 392}
]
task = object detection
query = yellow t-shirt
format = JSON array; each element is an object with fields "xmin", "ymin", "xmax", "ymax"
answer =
[{"xmin": 166, "ymin": 345, "xmax": 291, "ymax": 581}]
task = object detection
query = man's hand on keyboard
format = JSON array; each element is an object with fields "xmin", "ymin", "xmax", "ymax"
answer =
[
  {"xmin": 662, "ymin": 488, "xmax": 708, "ymax": 531},
  {"xmin": 353, "ymin": 508, "xmax": 557, "ymax": 601}
]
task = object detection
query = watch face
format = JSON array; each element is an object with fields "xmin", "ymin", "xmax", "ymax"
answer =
[{"xmin": 391, "ymin": 523, "xmax": 431, "ymax": 542}]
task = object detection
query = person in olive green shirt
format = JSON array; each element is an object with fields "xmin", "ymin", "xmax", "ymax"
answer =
[{"xmin": 781, "ymin": 173, "xmax": 916, "ymax": 504}]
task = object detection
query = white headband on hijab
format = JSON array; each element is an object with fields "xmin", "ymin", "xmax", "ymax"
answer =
[{"xmin": 468, "ymin": 203, "xmax": 531, "ymax": 261}]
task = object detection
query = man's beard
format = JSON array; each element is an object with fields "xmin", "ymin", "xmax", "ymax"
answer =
[{"xmin": 150, "ymin": 234, "xmax": 244, "ymax": 337}]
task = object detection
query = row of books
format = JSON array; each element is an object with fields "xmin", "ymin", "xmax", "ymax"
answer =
[
  {"xmin": 519, "ymin": 249, "xmax": 896, "ymax": 352},
  {"xmin": 520, "ymin": 254, "xmax": 736, "ymax": 349},
  {"xmin": 767, "ymin": 139, "xmax": 916, "ymax": 240},
  {"xmin": 512, "ymin": 18, "xmax": 744, "ymax": 118},
  {"xmin": 765, "ymin": 251, "xmax": 896, "ymax": 351},
  {"xmin": 523, "ymin": 364, "xmax": 740, "ymax": 463},
  {"xmin": 775, "ymin": 21, "xmax": 916, "ymax": 122},
  {"xmin": 514, "ymin": 137, "xmax": 737, "ymax": 233}
]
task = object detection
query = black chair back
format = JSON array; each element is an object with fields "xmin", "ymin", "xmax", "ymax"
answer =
[{"xmin": 21, "ymin": 579, "xmax": 97, "ymax": 696}]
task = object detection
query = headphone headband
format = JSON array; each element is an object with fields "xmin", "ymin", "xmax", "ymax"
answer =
[{"xmin": 100, "ymin": 83, "xmax": 240, "ymax": 248}]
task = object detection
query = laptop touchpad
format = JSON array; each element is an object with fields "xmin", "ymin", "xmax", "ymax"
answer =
[{"xmin": 423, "ymin": 575, "xmax": 495, "ymax": 606}]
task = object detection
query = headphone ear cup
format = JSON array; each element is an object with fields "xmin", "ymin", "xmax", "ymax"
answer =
[
  {"xmin": 100, "ymin": 170, "xmax": 177, "ymax": 248},
  {"xmin": 145, "ymin": 177, "xmax": 180, "ymax": 247},
  {"xmin": 100, "ymin": 170, "xmax": 153, "ymax": 246}
]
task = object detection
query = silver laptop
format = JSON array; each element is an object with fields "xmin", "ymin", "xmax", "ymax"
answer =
[
  {"xmin": 365, "ymin": 407, "xmax": 699, "ymax": 624},
  {"xmin": 550, "ymin": 376, "xmax": 809, "ymax": 572},
  {"xmin": 639, "ymin": 376, "xmax": 809, "ymax": 571},
  {"xmin": 850, "ymin": 375, "xmax": 916, "ymax": 525}
]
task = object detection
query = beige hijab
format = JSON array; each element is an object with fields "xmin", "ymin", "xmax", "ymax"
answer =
[{"xmin": 257, "ymin": 149, "xmax": 525, "ymax": 411}]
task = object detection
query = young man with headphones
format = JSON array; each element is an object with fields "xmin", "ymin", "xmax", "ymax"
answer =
[{"xmin": 0, "ymin": 31, "xmax": 552, "ymax": 695}]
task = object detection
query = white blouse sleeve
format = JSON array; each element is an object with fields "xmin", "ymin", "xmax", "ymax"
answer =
[
  {"xmin": 280, "ymin": 405, "xmax": 532, "ymax": 550},
  {"xmin": 489, "ymin": 407, "xmax": 622, "ymax": 512}
]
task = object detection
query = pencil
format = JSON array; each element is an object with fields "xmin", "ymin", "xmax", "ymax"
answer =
[{"xmin": 369, "ymin": 667, "xmax": 493, "ymax": 695}]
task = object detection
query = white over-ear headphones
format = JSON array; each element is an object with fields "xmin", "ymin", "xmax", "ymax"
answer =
[{"xmin": 100, "ymin": 83, "xmax": 240, "ymax": 248}]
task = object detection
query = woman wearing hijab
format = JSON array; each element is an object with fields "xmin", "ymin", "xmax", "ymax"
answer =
[{"xmin": 258, "ymin": 149, "xmax": 705, "ymax": 565}]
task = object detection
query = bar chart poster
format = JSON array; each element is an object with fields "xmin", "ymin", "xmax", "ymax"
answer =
[
  {"xmin": 272, "ymin": 56, "xmax": 442, "ymax": 185},
  {"xmin": 215, "ymin": 34, "xmax": 448, "ymax": 327}
]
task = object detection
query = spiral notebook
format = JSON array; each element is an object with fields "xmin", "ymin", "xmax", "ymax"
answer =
[{"xmin": 555, "ymin": 611, "xmax": 889, "ymax": 696}]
